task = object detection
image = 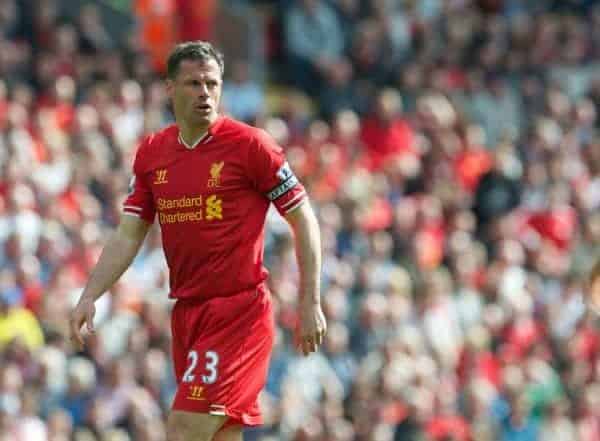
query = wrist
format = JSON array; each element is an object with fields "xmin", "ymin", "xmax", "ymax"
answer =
[
  {"xmin": 299, "ymin": 295, "xmax": 321, "ymax": 307},
  {"xmin": 78, "ymin": 293, "xmax": 96, "ymax": 305}
]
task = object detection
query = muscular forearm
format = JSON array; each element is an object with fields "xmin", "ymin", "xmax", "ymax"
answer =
[
  {"xmin": 287, "ymin": 201, "xmax": 322, "ymax": 305},
  {"xmin": 79, "ymin": 219, "xmax": 148, "ymax": 303}
]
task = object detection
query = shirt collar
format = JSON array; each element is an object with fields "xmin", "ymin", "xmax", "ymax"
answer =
[{"xmin": 177, "ymin": 115, "xmax": 225, "ymax": 150}]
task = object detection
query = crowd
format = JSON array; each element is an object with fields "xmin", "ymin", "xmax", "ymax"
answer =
[{"xmin": 1, "ymin": 0, "xmax": 600, "ymax": 440}]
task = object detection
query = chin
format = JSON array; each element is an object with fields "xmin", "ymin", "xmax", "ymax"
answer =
[
  {"xmin": 208, "ymin": 112, "xmax": 219, "ymax": 122},
  {"xmin": 190, "ymin": 113, "xmax": 216, "ymax": 125}
]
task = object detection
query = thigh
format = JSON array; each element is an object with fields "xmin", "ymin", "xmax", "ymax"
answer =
[
  {"xmin": 166, "ymin": 410, "xmax": 226, "ymax": 441},
  {"xmin": 213, "ymin": 424, "xmax": 244, "ymax": 441}
]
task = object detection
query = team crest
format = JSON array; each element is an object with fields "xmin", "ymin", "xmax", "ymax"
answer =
[
  {"xmin": 276, "ymin": 162, "xmax": 293, "ymax": 181},
  {"xmin": 208, "ymin": 161, "xmax": 224, "ymax": 188}
]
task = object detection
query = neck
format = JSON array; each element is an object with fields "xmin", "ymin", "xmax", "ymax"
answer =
[{"xmin": 178, "ymin": 120, "xmax": 209, "ymax": 146}]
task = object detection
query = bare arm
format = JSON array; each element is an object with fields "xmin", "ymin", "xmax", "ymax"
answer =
[
  {"xmin": 285, "ymin": 200, "xmax": 326, "ymax": 355},
  {"xmin": 70, "ymin": 214, "xmax": 151, "ymax": 348},
  {"xmin": 285, "ymin": 199, "xmax": 322, "ymax": 305}
]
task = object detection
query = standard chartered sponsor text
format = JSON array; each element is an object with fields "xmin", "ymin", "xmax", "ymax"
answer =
[
  {"xmin": 156, "ymin": 195, "xmax": 224, "ymax": 224},
  {"xmin": 157, "ymin": 196, "xmax": 202, "ymax": 210},
  {"xmin": 159, "ymin": 210, "xmax": 204, "ymax": 224}
]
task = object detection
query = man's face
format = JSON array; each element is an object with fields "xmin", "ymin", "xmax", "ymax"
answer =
[{"xmin": 167, "ymin": 58, "xmax": 222, "ymax": 129}]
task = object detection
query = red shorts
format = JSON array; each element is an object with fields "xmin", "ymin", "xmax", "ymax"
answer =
[{"xmin": 170, "ymin": 283, "xmax": 274, "ymax": 428}]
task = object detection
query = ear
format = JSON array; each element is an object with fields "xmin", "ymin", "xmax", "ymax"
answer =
[{"xmin": 165, "ymin": 79, "xmax": 174, "ymax": 98}]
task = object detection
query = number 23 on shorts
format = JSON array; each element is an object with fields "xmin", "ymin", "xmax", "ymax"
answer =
[{"xmin": 182, "ymin": 350, "xmax": 219, "ymax": 384}]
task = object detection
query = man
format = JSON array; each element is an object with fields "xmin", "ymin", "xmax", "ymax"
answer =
[{"xmin": 69, "ymin": 41, "xmax": 326, "ymax": 441}]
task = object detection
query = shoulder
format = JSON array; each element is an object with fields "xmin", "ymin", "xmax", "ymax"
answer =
[
  {"xmin": 218, "ymin": 116, "xmax": 260, "ymax": 139},
  {"xmin": 141, "ymin": 124, "xmax": 178, "ymax": 153},
  {"xmin": 134, "ymin": 125, "xmax": 178, "ymax": 168},
  {"xmin": 219, "ymin": 116, "xmax": 282, "ymax": 153}
]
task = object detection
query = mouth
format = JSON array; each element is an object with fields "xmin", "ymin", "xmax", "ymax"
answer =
[{"xmin": 194, "ymin": 103, "xmax": 212, "ymax": 113}]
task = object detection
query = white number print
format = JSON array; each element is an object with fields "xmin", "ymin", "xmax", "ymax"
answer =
[
  {"xmin": 182, "ymin": 350, "xmax": 198, "ymax": 383},
  {"xmin": 202, "ymin": 350, "xmax": 219, "ymax": 384},
  {"xmin": 182, "ymin": 350, "xmax": 219, "ymax": 384}
]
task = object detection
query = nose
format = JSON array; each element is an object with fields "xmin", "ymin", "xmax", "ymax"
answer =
[{"xmin": 199, "ymin": 83, "xmax": 209, "ymax": 98}]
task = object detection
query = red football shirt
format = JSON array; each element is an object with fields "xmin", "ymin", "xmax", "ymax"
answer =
[{"xmin": 123, "ymin": 116, "xmax": 307, "ymax": 300}]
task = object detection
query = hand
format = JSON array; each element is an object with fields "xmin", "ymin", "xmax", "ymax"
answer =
[
  {"xmin": 69, "ymin": 298, "xmax": 96, "ymax": 350},
  {"xmin": 295, "ymin": 301, "xmax": 327, "ymax": 356}
]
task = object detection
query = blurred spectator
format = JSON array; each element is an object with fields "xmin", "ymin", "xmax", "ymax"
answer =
[
  {"xmin": 498, "ymin": 395, "xmax": 539, "ymax": 441},
  {"xmin": 134, "ymin": 0, "xmax": 177, "ymax": 73},
  {"xmin": 222, "ymin": 59, "xmax": 265, "ymax": 123},
  {"xmin": 318, "ymin": 60, "xmax": 359, "ymax": 120},
  {"xmin": 333, "ymin": 0, "xmax": 361, "ymax": 51},
  {"xmin": 77, "ymin": 4, "xmax": 114, "ymax": 54},
  {"xmin": 285, "ymin": 0, "xmax": 344, "ymax": 94},
  {"xmin": 466, "ymin": 75, "xmax": 523, "ymax": 147},
  {"xmin": 322, "ymin": 321, "xmax": 356, "ymax": 397},
  {"xmin": 539, "ymin": 399, "xmax": 577, "ymax": 441},
  {"xmin": 359, "ymin": 88, "xmax": 416, "ymax": 171},
  {"xmin": 0, "ymin": 288, "xmax": 44, "ymax": 351},
  {"xmin": 59, "ymin": 357, "xmax": 96, "ymax": 427},
  {"xmin": 176, "ymin": 0, "xmax": 218, "ymax": 42},
  {"xmin": 473, "ymin": 150, "xmax": 522, "ymax": 237}
]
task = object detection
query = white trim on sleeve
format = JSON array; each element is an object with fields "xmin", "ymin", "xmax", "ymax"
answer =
[
  {"xmin": 285, "ymin": 196, "xmax": 307, "ymax": 214},
  {"xmin": 281, "ymin": 191, "xmax": 306, "ymax": 209},
  {"xmin": 122, "ymin": 211, "xmax": 141, "ymax": 218}
]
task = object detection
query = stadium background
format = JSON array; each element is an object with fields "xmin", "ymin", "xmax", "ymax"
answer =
[{"xmin": 1, "ymin": 0, "xmax": 600, "ymax": 440}]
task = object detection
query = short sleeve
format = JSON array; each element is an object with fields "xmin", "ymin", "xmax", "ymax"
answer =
[
  {"xmin": 122, "ymin": 140, "xmax": 156, "ymax": 223},
  {"xmin": 249, "ymin": 130, "xmax": 307, "ymax": 216}
]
